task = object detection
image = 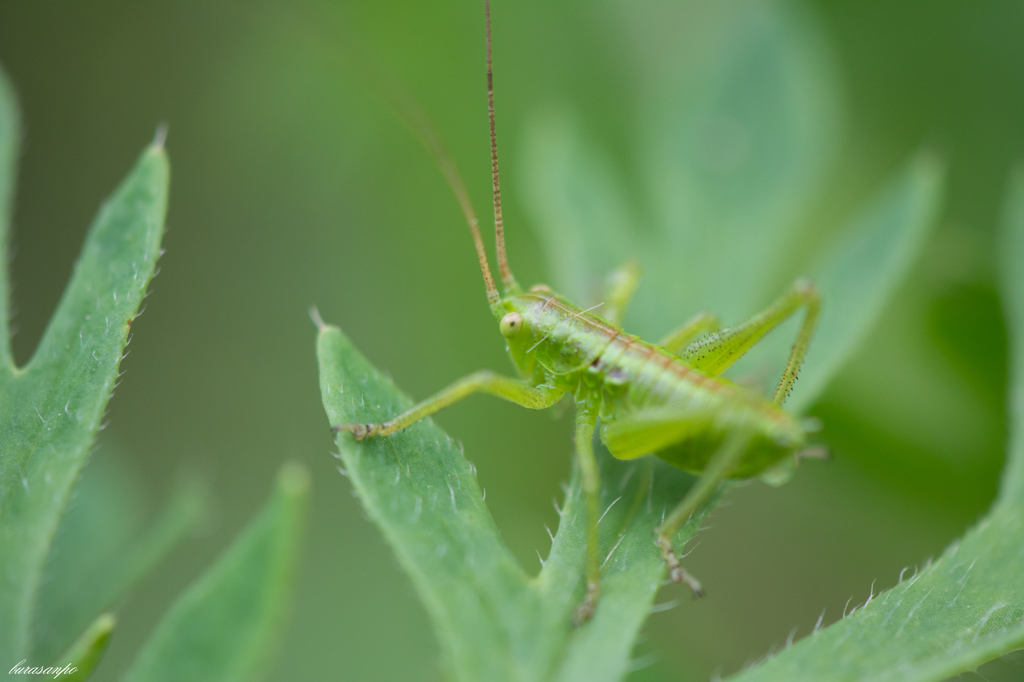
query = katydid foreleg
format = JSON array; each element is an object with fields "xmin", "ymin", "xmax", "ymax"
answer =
[{"xmin": 333, "ymin": 370, "xmax": 563, "ymax": 440}]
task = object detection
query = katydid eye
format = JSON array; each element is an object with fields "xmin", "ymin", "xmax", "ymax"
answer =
[{"xmin": 500, "ymin": 312, "xmax": 524, "ymax": 338}]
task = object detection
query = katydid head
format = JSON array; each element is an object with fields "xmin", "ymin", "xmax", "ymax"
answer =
[
  {"xmin": 497, "ymin": 287, "xmax": 612, "ymax": 378},
  {"xmin": 497, "ymin": 285, "xmax": 556, "ymax": 336},
  {"xmin": 495, "ymin": 291, "xmax": 552, "ymax": 378},
  {"xmin": 472, "ymin": 3, "xmax": 608, "ymax": 381}
]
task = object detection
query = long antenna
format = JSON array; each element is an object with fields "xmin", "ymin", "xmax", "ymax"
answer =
[
  {"xmin": 385, "ymin": 71, "xmax": 500, "ymax": 308},
  {"xmin": 436, "ymin": 129, "xmax": 501, "ymax": 307},
  {"xmin": 279, "ymin": 3, "xmax": 501, "ymax": 307},
  {"xmin": 486, "ymin": 0, "xmax": 520, "ymax": 294},
  {"xmin": 266, "ymin": 2, "xmax": 504, "ymax": 308}
]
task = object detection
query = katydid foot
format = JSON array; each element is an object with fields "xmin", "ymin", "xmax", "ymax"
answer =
[
  {"xmin": 655, "ymin": 535, "xmax": 705, "ymax": 598},
  {"xmin": 332, "ymin": 423, "xmax": 381, "ymax": 440},
  {"xmin": 572, "ymin": 580, "xmax": 601, "ymax": 626}
]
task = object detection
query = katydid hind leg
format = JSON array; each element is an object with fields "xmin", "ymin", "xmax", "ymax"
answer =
[
  {"xmin": 770, "ymin": 281, "xmax": 820, "ymax": 405},
  {"xmin": 680, "ymin": 279, "xmax": 820, "ymax": 398},
  {"xmin": 600, "ymin": 406, "xmax": 713, "ymax": 462},
  {"xmin": 655, "ymin": 429, "xmax": 752, "ymax": 595},
  {"xmin": 333, "ymin": 370, "xmax": 563, "ymax": 439}
]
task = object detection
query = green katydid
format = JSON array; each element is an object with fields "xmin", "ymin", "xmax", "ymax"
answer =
[{"xmin": 333, "ymin": 0, "xmax": 822, "ymax": 625}]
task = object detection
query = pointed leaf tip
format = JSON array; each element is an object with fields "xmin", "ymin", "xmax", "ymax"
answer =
[
  {"xmin": 309, "ymin": 306, "xmax": 326, "ymax": 331},
  {"xmin": 152, "ymin": 123, "xmax": 169, "ymax": 149},
  {"xmin": 277, "ymin": 461, "xmax": 311, "ymax": 497},
  {"xmin": 53, "ymin": 612, "xmax": 115, "ymax": 682}
]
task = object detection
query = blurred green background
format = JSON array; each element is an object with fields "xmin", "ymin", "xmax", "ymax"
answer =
[{"xmin": 1, "ymin": 0, "xmax": 1022, "ymax": 679}]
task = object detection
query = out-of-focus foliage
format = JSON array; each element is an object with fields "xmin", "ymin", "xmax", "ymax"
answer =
[
  {"xmin": 728, "ymin": 172, "xmax": 1024, "ymax": 679},
  {"xmin": 34, "ymin": 456, "xmax": 207, "ymax": 664},
  {"xmin": 122, "ymin": 463, "xmax": 309, "ymax": 682},
  {"xmin": 0, "ymin": 66, "xmax": 308, "ymax": 681},
  {"xmin": 0, "ymin": 68, "xmax": 170, "ymax": 668},
  {"xmin": 523, "ymin": 0, "xmax": 840, "ymax": 326}
]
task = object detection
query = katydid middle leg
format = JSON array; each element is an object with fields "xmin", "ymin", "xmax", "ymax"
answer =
[
  {"xmin": 603, "ymin": 261, "xmax": 641, "ymax": 327},
  {"xmin": 572, "ymin": 406, "xmax": 603, "ymax": 625},
  {"xmin": 654, "ymin": 429, "xmax": 752, "ymax": 596}
]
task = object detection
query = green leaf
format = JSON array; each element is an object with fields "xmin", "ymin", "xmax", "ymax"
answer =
[
  {"xmin": 32, "ymin": 456, "xmax": 208, "ymax": 664},
  {"xmin": 728, "ymin": 507, "xmax": 1024, "ymax": 682},
  {"xmin": 317, "ymin": 323, "xmax": 714, "ymax": 682},
  {"xmin": 521, "ymin": 110, "xmax": 638, "ymax": 308},
  {"xmin": 321, "ymin": 2, "xmax": 948, "ymax": 679},
  {"xmin": 725, "ymin": 168, "xmax": 1024, "ymax": 682},
  {"xmin": 635, "ymin": 0, "xmax": 841, "ymax": 323},
  {"xmin": 543, "ymin": 466, "xmax": 723, "ymax": 682},
  {"xmin": 0, "ymin": 121, "xmax": 169, "ymax": 668},
  {"xmin": 520, "ymin": 4, "xmax": 948, "ymax": 419},
  {"xmin": 55, "ymin": 612, "xmax": 115, "ymax": 682},
  {"xmin": 521, "ymin": 23, "xmax": 943, "ymax": 418},
  {"xmin": 521, "ymin": 0, "xmax": 841, "ymax": 330},
  {"xmin": 122, "ymin": 462, "xmax": 309, "ymax": 682}
]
